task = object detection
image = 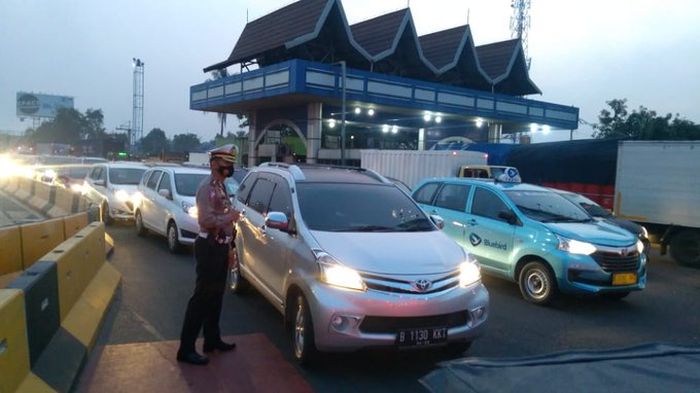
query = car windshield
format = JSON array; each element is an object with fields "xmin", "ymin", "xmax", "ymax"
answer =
[
  {"xmin": 297, "ymin": 183, "xmax": 435, "ymax": 232},
  {"xmin": 225, "ymin": 178, "xmax": 240, "ymax": 196},
  {"xmin": 561, "ymin": 193, "xmax": 611, "ymax": 218},
  {"xmin": 505, "ymin": 190, "xmax": 592, "ymax": 223},
  {"xmin": 175, "ymin": 173, "xmax": 208, "ymax": 197},
  {"xmin": 109, "ymin": 168, "xmax": 145, "ymax": 185}
]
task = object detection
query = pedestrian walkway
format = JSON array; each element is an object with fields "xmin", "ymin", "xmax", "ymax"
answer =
[{"xmin": 76, "ymin": 333, "xmax": 314, "ymax": 393}]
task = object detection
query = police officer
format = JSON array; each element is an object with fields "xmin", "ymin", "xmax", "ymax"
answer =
[{"xmin": 177, "ymin": 144, "xmax": 240, "ymax": 365}]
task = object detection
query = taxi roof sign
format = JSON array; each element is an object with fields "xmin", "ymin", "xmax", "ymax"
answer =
[{"xmin": 496, "ymin": 167, "xmax": 521, "ymax": 183}]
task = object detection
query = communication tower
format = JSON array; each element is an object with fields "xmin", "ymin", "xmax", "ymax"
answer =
[
  {"xmin": 510, "ymin": 0, "xmax": 531, "ymax": 69},
  {"xmin": 132, "ymin": 58, "xmax": 145, "ymax": 147}
]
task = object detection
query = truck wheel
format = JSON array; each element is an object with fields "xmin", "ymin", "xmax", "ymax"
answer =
[
  {"xmin": 518, "ymin": 261, "xmax": 558, "ymax": 305},
  {"xmin": 670, "ymin": 230, "xmax": 700, "ymax": 268}
]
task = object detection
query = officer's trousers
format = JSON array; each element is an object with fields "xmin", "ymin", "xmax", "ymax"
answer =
[{"xmin": 178, "ymin": 237, "xmax": 228, "ymax": 353}]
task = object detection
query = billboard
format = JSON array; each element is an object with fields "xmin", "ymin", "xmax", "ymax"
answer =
[{"xmin": 16, "ymin": 92, "xmax": 74, "ymax": 119}]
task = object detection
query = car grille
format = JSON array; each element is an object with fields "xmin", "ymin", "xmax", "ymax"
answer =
[
  {"xmin": 591, "ymin": 250, "xmax": 640, "ymax": 272},
  {"xmin": 360, "ymin": 311, "xmax": 469, "ymax": 334},
  {"xmin": 361, "ymin": 270, "xmax": 460, "ymax": 295}
]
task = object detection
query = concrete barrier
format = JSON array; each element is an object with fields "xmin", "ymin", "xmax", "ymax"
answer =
[
  {"xmin": 63, "ymin": 213, "xmax": 89, "ymax": 239},
  {"xmin": 20, "ymin": 218, "xmax": 65, "ymax": 270},
  {"xmin": 28, "ymin": 182, "xmax": 52, "ymax": 213},
  {"xmin": 0, "ymin": 289, "xmax": 31, "ymax": 393},
  {"xmin": 0, "ymin": 226, "xmax": 23, "ymax": 276},
  {"xmin": 2, "ymin": 221, "xmax": 120, "ymax": 393}
]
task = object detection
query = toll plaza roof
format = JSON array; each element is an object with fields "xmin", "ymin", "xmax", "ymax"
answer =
[{"xmin": 204, "ymin": 0, "xmax": 539, "ymax": 96}]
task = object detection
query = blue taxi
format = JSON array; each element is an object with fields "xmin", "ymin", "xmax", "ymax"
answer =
[{"xmin": 412, "ymin": 172, "xmax": 646, "ymax": 304}]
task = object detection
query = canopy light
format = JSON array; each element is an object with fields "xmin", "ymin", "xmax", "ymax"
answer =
[
  {"xmin": 367, "ymin": 108, "xmax": 375, "ymax": 116},
  {"xmin": 542, "ymin": 125, "xmax": 551, "ymax": 135},
  {"xmin": 475, "ymin": 118, "xmax": 483, "ymax": 128},
  {"xmin": 354, "ymin": 107, "xmax": 361, "ymax": 115},
  {"xmin": 329, "ymin": 119, "xmax": 337, "ymax": 128},
  {"xmin": 530, "ymin": 123, "xmax": 539, "ymax": 133},
  {"xmin": 435, "ymin": 115, "xmax": 443, "ymax": 124},
  {"xmin": 391, "ymin": 125, "xmax": 399, "ymax": 134},
  {"xmin": 382, "ymin": 124, "xmax": 390, "ymax": 133}
]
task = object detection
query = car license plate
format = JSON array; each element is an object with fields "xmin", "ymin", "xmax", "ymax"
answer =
[
  {"xmin": 612, "ymin": 272, "xmax": 637, "ymax": 286},
  {"xmin": 396, "ymin": 327, "xmax": 448, "ymax": 346}
]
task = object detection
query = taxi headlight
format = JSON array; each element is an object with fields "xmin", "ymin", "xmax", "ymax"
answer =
[
  {"xmin": 182, "ymin": 201, "xmax": 198, "ymax": 218},
  {"xmin": 114, "ymin": 189, "xmax": 130, "ymax": 202},
  {"xmin": 636, "ymin": 239, "xmax": 645, "ymax": 254},
  {"xmin": 316, "ymin": 251, "xmax": 366, "ymax": 291},
  {"xmin": 557, "ymin": 235, "xmax": 597, "ymax": 255},
  {"xmin": 459, "ymin": 261, "xmax": 481, "ymax": 287},
  {"xmin": 640, "ymin": 226, "xmax": 649, "ymax": 240}
]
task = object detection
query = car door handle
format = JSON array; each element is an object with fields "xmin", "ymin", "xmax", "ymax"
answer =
[{"xmin": 467, "ymin": 219, "xmax": 478, "ymax": 226}]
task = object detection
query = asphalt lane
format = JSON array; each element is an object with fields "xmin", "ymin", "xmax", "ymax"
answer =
[{"xmin": 95, "ymin": 224, "xmax": 700, "ymax": 392}]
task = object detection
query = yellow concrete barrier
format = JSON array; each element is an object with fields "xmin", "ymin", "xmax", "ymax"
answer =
[
  {"xmin": 61, "ymin": 263, "xmax": 120, "ymax": 350},
  {"xmin": 13, "ymin": 177, "xmax": 33, "ymax": 201},
  {"xmin": 0, "ymin": 289, "xmax": 31, "ymax": 393},
  {"xmin": 0, "ymin": 226, "xmax": 23, "ymax": 276},
  {"xmin": 50, "ymin": 188, "xmax": 74, "ymax": 217},
  {"xmin": 2, "ymin": 176, "xmax": 20, "ymax": 194},
  {"xmin": 20, "ymin": 218, "xmax": 66, "ymax": 270},
  {"xmin": 45, "ymin": 223, "xmax": 104, "ymax": 321},
  {"xmin": 28, "ymin": 182, "xmax": 52, "ymax": 212},
  {"xmin": 63, "ymin": 213, "xmax": 89, "ymax": 239}
]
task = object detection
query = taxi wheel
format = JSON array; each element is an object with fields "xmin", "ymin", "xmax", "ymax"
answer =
[
  {"xmin": 167, "ymin": 222, "xmax": 183, "ymax": 254},
  {"xmin": 519, "ymin": 261, "xmax": 558, "ymax": 305},
  {"xmin": 135, "ymin": 210, "xmax": 148, "ymax": 237},
  {"xmin": 289, "ymin": 294, "xmax": 317, "ymax": 365},
  {"xmin": 229, "ymin": 247, "xmax": 248, "ymax": 293}
]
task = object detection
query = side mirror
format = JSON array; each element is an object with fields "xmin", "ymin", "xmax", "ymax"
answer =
[
  {"xmin": 498, "ymin": 210, "xmax": 519, "ymax": 225},
  {"xmin": 158, "ymin": 189, "xmax": 172, "ymax": 199},
  {"xmin": 94, "ymin": 180, "xmax": 105, "ymax": 187},
  {"xmin": 266, "ymin": 211, "xmax": 291, "ymax": 232},
  {"xmin": 430, "ymin": 214, "xmax": 445, "ymax": 230}
]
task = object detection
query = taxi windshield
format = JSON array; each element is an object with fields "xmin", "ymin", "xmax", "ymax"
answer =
[{"xmin": 505, "ymin": 190, "xmax": 592, "ymax": 223}]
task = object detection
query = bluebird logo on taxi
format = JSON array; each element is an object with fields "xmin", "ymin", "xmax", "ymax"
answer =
[{"xmin": 469, "ymin": 233, "xmax": 482, "ymax": 246}]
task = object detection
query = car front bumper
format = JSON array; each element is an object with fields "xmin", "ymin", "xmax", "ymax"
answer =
[
  {"xmin": 306, "ymin": 280, "xmax": 489, "ymax": 352},
  {"xmin": 558, "ymin": 251, "xmax": 647, "ymax": 294}
]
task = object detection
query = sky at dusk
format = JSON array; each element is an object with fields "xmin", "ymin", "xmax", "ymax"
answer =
[{"xmin": 1, "ymin": 0, "xmax": 698, "ymax": 143}]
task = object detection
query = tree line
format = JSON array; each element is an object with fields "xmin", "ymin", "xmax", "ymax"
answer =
[
  {"xmin": 593, "ymin": 99, "xmax": 699, "ymax": 140},
  {"xmin": 23, "ymin": 107, "xmax": 248, "ymax": 156}
]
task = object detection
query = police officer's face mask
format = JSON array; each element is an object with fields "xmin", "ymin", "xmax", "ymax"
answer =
[{"xmin": 217, "ymin": 165, "xmax": 234, "ymax": 178}]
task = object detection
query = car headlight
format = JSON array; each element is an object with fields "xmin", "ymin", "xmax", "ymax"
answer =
[
  {"xmin": 131, "ymin": 191, "xmax": 143, "ymax": 207},
  {"xmin": 114, "ymin": 189, "xmax": 130, "ymax": 202},
  {"xmin": 459, "ymin": 260, "xmax": 481, "ymax": 287},
  {"xmin": 636, "ymin": 239, "xmax": 645, "ymax": 254},
  {"xmin": 556, "ymin": 235, "xmax": 597, "ymax": 255},
  {"xmin": 316, "ymin": 251, "xmax": 366, "ymax": 291},
  {"xmin": 70, "ymin": 183, "xmax": 84, "ymax": 193},
  {"xmin": 640, "ymin": 226, "xmax": 649, "ymax": 240},
  {"xmin": 182, "ymin": 201, "xmax": 198, "ymax": 218}
]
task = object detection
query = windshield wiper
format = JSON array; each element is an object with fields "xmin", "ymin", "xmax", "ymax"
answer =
[
  {"xmin": 397, "ymin": 219, "xmax": 434, "ymax": 231},
  {"xmin": 331, "ymin": 225, "xmax": 396, "ymax": 232}
]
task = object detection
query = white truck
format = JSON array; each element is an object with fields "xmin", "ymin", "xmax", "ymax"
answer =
[
  {"xmin": 614, "ymin": 141, "xmax": 700, "ymax": 267},
  {"xmin": 360, "ymin": 149, "xmax": 488, "ymax": 189}
]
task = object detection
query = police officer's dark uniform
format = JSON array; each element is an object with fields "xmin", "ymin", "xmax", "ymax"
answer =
[{"xmin": 177, "ymin": 144, "xmax": 239, "ymax": 365}]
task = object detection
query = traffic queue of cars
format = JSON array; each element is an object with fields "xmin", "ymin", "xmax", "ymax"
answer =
[{"xmin": 13, "ymin": 156, "xmax": 648, "ymax": 363}]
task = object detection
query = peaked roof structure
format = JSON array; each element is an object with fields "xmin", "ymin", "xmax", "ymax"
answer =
[{"xmin": 205, "ymin": 0, "xmax": 540, "ymax": 95}]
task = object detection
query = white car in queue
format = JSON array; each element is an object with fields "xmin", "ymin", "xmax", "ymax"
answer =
[
  {"xmin": 134, "ymin": 165, "xmax": 211, "ymax": 253},
  {"xmin": 82, "ymin": 162, "xmax": 148, "ymax": 224}
]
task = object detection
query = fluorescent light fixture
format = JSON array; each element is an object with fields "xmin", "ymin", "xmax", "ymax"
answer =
[
  {"xmin": 367, "ymin": 108, "xmax": 375, "ymax": 116},
  {"xmin": 435, "ymin": 115, "xmax": 442, "ymax": 124},
  {"xmin": 382, "ymin": 124, "xmax": 390, "ymax": 133},
  {"xmin": 391, "ymin": 125, "xmax": 399, "ymax": 134},
  {"xmin": 329, "ymin": 119, "xmax": 336, "ymax": 128},
  {"xmin": 475, "ymin": 118, "xmax": 484, "ymax": 128},
  {"xmin": 354, "ymin": 107, "xmax": 361, "ymax": 115}
]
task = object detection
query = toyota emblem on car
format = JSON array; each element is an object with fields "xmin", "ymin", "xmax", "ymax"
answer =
[{"xmin": 413, "ymin": 279, "xmax": 433, "ymax": 292}]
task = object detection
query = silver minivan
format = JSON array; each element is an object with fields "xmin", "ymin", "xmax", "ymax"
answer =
[{"xmin": 231, "ymin": 164, "xmax": 489, "ymax": 364}]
